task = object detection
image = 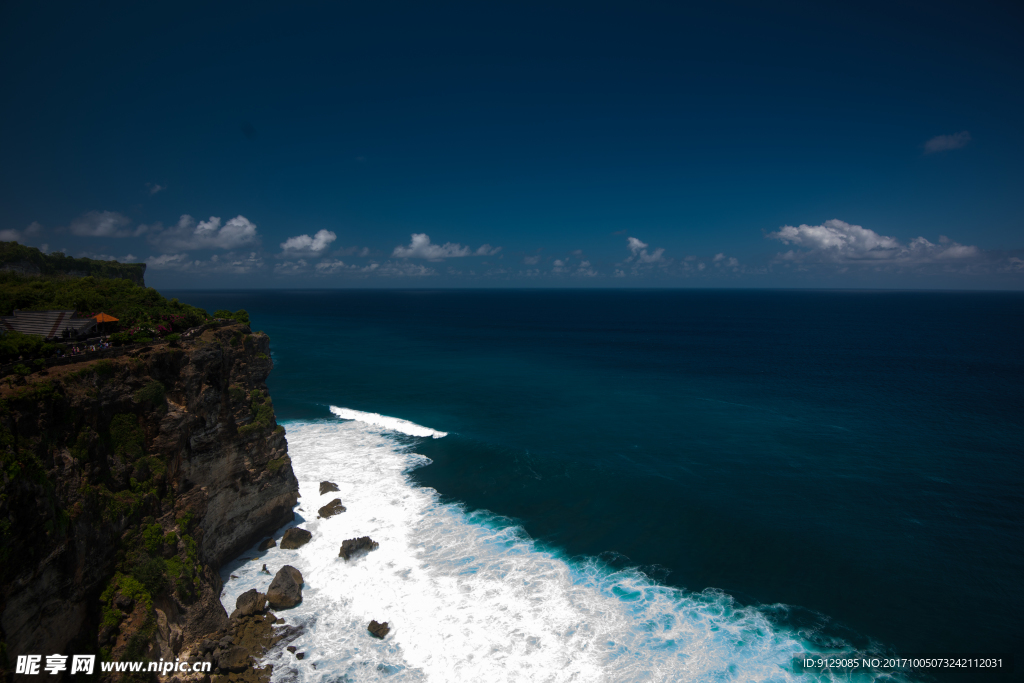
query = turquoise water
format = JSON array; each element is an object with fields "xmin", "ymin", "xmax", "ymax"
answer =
[{"xmin": 176, "ymin": 289, "xmax": 1023, "ymax": 681}]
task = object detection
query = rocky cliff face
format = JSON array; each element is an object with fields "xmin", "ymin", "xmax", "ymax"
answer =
[{"xmin": 0, "ymin": 323, "xmax": 298, "ymax": 681}]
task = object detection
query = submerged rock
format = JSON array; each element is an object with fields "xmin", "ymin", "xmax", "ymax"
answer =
[
  {"xmin": 318, "ymin": 498, "xmax": 346, "ymax": 518},
  {"xmin": 339, "ymin": 536, "xmax": 379, "ymax": 560},
  {"xmin": 319, "ymin": 481, "xmax": 340, "ymax": 495},
  {"xmin": 257, "ymin": 537, "xmax": 276, "ymax": 551},
  {"xmin": 367, "ymin": 620, "xmax": 390, "ymax": 639},
  {"xmin": 280, "ymin": 527, "xmax": 312, "ymax": 549},
  {"xmin": 267, "ymin": 565, "xmax": 304, "ymax": 609},
  {"xmin": 231, "ymin": 589, "xmax": 268, "ymax": 619}
]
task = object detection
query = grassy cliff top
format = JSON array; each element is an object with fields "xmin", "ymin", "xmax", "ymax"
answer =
[{"xmin": 0, "ymin": 241, "xmax": 147, "ymax": 285}]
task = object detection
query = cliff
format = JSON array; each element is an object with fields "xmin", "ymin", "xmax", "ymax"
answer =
[
  {"xmin": 0, "ymin": 242, "xmax": 146, "ymax": 286},
  {"xmin": 0, "ymin": 323, "xmax": 299, "ymax": 681}
]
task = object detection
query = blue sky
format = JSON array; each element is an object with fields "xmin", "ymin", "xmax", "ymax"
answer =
[{"xmin": 1, "ymin": 1, "xmax": 1021, "ymax": 288}]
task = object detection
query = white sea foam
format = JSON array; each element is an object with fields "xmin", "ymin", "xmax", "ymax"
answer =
[
  {"xmin": 329, "ymin": 406, "xmax": 448, "ymax": 438},
  {"xmin": 220, "ymin": 419, "xmax": 883, "ymax": 683}
]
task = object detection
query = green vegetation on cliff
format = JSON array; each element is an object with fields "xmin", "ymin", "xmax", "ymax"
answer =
[
  {"xmin": 0, "ymin": 241, "xmax": 146, "ymax": 284},
  {"xmin": 0, "ymin": 272, "xmax": 208, "ymax": 329},
  {"xmin": 0, "ymin": 243, "xmax": 255, "ymax": 363}
]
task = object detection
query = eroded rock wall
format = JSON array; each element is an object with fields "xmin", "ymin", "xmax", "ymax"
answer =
[{"xmin": 0, "ymin": 324, "xmax": 298, "ymax": 681}]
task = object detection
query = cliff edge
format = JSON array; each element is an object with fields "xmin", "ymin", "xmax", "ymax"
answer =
[{"xmin": 0, "ymin": 323, "xmax": 298, "ymax": 681}]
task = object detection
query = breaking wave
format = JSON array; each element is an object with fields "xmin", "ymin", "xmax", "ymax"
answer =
[
  {"xmin": 329, "ymin": 406, "xmax": 448, "ymax": 439},
  {"xmin": 220, "ymin": 417, "xmax": 897, "ymax": 682}
]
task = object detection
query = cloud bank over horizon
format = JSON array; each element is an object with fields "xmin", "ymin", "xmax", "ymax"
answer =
[{"xmin": 3, "ymin": 210, "xmax": 1020, "ymax": 288}]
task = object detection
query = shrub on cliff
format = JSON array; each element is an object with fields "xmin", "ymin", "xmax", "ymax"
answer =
[
  {"xmin": 110, "ymin": 414, "xmax": 145, "ymax": 460},
  {"xmin": 133, "ymin": 380, "xmax": 166, "ymax": 407},
  {"xmin": 0, "ymin": 330, "xmax": 61, "ymax": 363},
  {"xmin": 238, "ymin": 389, "xmax": 275, "ymax": 435},
  {"xmin": 213, "ymin": 308, "xmax": 250, "ymax": 325}
]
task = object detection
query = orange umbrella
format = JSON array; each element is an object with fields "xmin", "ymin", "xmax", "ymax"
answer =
[{"xmin": 93, "ymin": 313, "xmax": 119, "ymax": 322}]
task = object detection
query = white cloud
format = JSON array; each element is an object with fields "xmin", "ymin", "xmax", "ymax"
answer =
[
  {"xmin": 713, "ymin": 253, "xmax": 725, "ymax": 262},
  {"xmin": 575, "ymin": 260, "xmax": 598, "ymax": 277},
  {"xmin": 149, "ymin": 214, "xmax": 259, "ymax": 251},
  {"xmin": 0, "ymin": 221, "xmax": 43, "ymax": 243},
  {"xmin": 767, "ymin": 219, "xmax": 979, "ymax": 264},
  {"xmin": 146, "ymin": 250, "xmax": 263, "ymax": 273},
  {"xmin": 147, "ymin": 253, "xmax": 191, "ymax": 269},
  {"xmin": 315, "ymin": 259, "xmax": 348, "ymax": 274},
  {"xmin": 626, "ymin": 236, "xmax": 665, "ymax": 264},
  {"xmin": 924, "ymin": 131, "xmax": 971, "ymax": 154},
  {"xmin": 392, "ymin": 233, "xmax": 498, "ymax": 261},
  {"xmin": 523, "ymin": 255, "xmax": 541, "ymax": 265},
  {"xmin": 69, "ymin": 211, "xmax": 139, "ymax": 237},
  {"xmin": 280, "ymin": 229, "xmax": 337, "ymax": 253},
  {"xmin": 377, "ymin": 261, "xmax": 436, "ymax": 277},
  {"xmin": 147, "ymin": 183, "xmax": 167, "ymax": 195},
  {"xmin": 314, "ymin": 260, "xmax": 380, "ymax": 275},
  {"xmin": 274, "ymin": 259, "xmax": 309, "ymax": 275}
]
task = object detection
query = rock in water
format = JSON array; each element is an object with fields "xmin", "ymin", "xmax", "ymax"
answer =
[
  {"xmin": 319, "ymin": 481, "xmax": 340, "ymax": 495},
  {"xmin": 257, "ymin": 537, "xmax": 276, "ymax": 551},
  {"xmin": 367, "ymin": 620, "xmax": 390, "ymax": 639},
  {"xmin": 339, "ymin": 536, "xmax": 379, "ymax": 560},
  {"xmin": 267, "ymin": 565, "xmax": 304, "ymax": 609},
  {"xmin": 230, "ymin": 589, "xmax": 268, "ymax": 619},
  {"xmin": 280, "ymin": 527, "xmax": 312, "ymax": 549},
  {"xmin": 318, "ymin": 498, "xmax": 346, "ymax": 518}
]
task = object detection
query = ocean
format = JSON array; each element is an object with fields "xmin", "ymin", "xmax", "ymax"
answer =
[{"xmin": 169, "ymin": 289, "xmax": 1024, "ymax": 682}]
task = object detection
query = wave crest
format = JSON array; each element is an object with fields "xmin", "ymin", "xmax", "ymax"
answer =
[{"xmin": 329, "ymin": 406, "xmax": 448, "ymax": 438}]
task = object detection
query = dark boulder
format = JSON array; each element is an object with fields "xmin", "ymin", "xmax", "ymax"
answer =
[
  {"xmin": 295, "ymin": 652, "xmax": 305, "ymax": 660},
  {"xmin": 114, "ymin": 593, "xmax": 133, "ymax": 611},
  {"xmin": 257, "ymin": 537, "xmax": 276, "ymax": 551},
  {"xmin": 280, "ymin": 527, "xmax": 312, "ymax": 549},
  {"xmin": 267, "ymin": 565, "xmax": 304, "ymax": 609},
  {"xmin": 218, "ymin": 646, "xmax": 251, "ymax": 674},
  {"xmin": 318, "ymin": 499, "xmax": 346, "ymax": 519},
  {"xmin": 339, "ymin": 536, "xmax": 379, "ymax": 561},
  {"xmin": 367, "ymin": 620, "xmax": 390, "ymax": 639},
  {"xmin": 319, "ymin": 481, "xmax": 340, "ymax": 495},
  {"xmin": 230, "ymin": 589, "xmax": 267, "ymax": 619}
]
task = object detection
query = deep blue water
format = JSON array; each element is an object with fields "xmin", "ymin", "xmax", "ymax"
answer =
[{"xmin": 172, "ymin": 289, "xmax": 1024, "ymax": 677}]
